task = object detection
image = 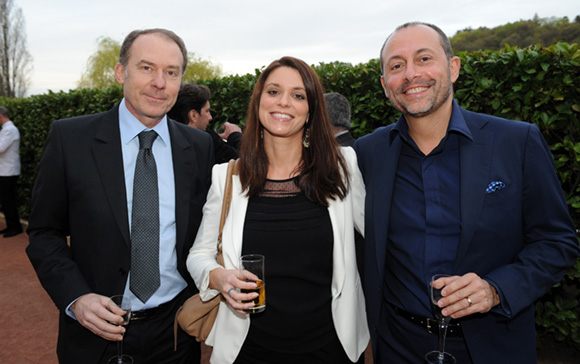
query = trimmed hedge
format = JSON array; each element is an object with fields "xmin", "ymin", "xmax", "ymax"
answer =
[{"xmin": 1, "ymin": 42, "xmax": 578, "ymax": 349}]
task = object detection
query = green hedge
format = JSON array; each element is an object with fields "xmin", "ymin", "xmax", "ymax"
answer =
[{"xmin": 1, "ymin": 42, "xmax": 578, "ymax": 349}]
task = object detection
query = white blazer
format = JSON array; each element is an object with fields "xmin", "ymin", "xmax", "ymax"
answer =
[{"xmin": 187, "ymin": 147, "xmax": 369, "ymax": 364}]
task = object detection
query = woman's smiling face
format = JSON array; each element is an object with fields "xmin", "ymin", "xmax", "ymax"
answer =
[{"xmin": 259, "ymin": 66, "xmax": 309, "ymax": 144}]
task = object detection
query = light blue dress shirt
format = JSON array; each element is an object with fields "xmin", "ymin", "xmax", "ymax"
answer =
[{"xmin": 118, "ymin": 99, "xmax": 187, "ymax": 311}]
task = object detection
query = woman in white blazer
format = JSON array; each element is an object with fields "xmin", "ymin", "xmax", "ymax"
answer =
[{"xmin": 187, "ymin": 56, "xmax": 369, "ymax": 364}]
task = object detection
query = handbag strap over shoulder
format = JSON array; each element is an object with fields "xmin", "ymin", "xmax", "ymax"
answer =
[{"xmin": 217, "ymin": 159, "xmax": 237, "ymax": 252}]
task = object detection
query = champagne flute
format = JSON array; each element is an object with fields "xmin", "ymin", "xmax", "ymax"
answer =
[
  {"xmin": 425, "ymin": 274, "xmax": 456, "ymax": 364},
  {"xmin": 107, "ymin": 295, "xmax": 133, "ymax": 364}
]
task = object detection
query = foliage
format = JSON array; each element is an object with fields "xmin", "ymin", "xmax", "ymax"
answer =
[
  {"xmin": 198, "ymin": 71, "xmax": 259, "ymax": 129},
  {"xmin": 77, "ymin": 37, "xmax": 121, "ymax": 89},
  {"xmin": 451, "ymin": 14, "xmax": 580, "ymax": 53},
  {"xmin": 314, "ymin": 60, "xmax": 391, "ymax": 139},
  {"xmin": 0, "ymin": 0, "xmax": 33, "ymax": 97},
  {"xmin": 183, "ymin": 54, "xmax": 223, "ymax": 83},
  {"xmin": 1, "ymin": 42, "xmax": 579, "ymax": 350},
  {"xmin": 77, "ymin": 36, "xmax": 223, "ymax": 89},
  {"xmin": 535, "ymin": 261, "xmax": 580, "ymax": 351}
]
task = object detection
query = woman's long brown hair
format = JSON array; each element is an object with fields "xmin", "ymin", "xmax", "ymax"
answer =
[{"xmin": 238, "ymin": 56, "xmax": 349, "ymax": 206}]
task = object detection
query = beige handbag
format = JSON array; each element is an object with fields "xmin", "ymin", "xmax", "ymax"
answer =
[{"xmin": 174, "ymin": 159, "xmax": 237, "ymax": 346}]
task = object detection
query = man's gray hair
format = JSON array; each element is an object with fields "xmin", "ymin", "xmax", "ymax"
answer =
[
  {"xmin": 324, "ymin": 92, "xmax": 351, "ymax": 130},
  {"xmin": 0, "ymin": 106, "xmax": 9, "ymax": 119}
]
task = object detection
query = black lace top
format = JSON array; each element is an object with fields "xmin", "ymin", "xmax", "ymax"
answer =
[{"xmin": 240, "ymin": 177, "xmax": 336, "ymax": 353}]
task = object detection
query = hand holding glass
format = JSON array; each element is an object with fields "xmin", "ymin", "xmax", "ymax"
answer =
[
  {"xmin": 239, "ymin": 254, "xmax": 266, "ymax": 313},
  {"xmin": 425, "ymin": 274, "xmax": 456, "ymax": 364},
  {"xmin": 107, "ymin": 295, "xmax": 133, "ymax": 364}
]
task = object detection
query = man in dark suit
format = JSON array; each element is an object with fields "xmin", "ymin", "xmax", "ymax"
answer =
[
  {"xmin": 324, "ymin": 92, "xmax": 356, "ymax": 147},
  {"xmin": 354, "ymin": 22, "xmax": 579, "ymax": 364},
  {"xmin": 26, "ymin": 29, "xmax": 213, "ymax": 364}
]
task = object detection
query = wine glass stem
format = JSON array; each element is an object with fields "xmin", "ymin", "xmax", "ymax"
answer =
[
  {"xmin": 117, "ymin": 339, "xmax": 124, "ymax": 360},
  {"xmin": 438, "ymin": 321, "xmax": 449, "ymax": 359}
]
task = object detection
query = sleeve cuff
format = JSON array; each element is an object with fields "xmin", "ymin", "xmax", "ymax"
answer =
[{"xmin": 485, "ymin": 278, "xmax": 512, "ymax": 318}]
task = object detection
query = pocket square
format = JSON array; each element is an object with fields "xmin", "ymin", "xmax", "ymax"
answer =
[{"xmin": 486, "ymin": 181, "xmax": 506, "ymax": 194}]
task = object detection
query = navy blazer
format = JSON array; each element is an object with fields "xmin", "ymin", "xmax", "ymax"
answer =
[
  {"xmin": 354, "ymin": 101, "xmax": 579, "ymax": 363},
  {"xmin": 26, "ymin": 105, "xmax": 214, "ymax": 363}
]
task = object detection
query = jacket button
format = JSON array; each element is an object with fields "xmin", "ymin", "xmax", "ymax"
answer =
[{"xmin": 119, "ymin": 268, "xmax": 128, "ymax": 275}]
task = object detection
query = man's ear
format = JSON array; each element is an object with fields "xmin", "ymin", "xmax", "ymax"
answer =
[
  {"xmin": 187, "ymin": 109, "xmax": 199, "ymax": 128},
  {"xmin": 380, "ymin": 76, "xmax": 390, "ymax": 99},
  {"xmin": 114, "ymin": 63, "xmax": 126, "ymax": 85},
  {"xmin": 449, "ymin": 56, "xmax": 461, "ymax": 84}
]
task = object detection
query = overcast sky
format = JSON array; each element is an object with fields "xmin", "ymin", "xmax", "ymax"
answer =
[{"xmin": 16, "ymin": 0, "xmax": 579, "ymax": 96}]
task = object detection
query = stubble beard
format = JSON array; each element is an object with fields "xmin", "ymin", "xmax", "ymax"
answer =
[{"xmin": 393, "ymin": 69, "xmax": 453, "ymax": 119}]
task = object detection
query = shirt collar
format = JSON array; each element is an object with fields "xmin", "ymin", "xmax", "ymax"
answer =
[
  {"xmin": 390, "ymin": 99, "xmax": 473, "ymax": 142},
  {"xmin": 118, "ymin": 98, "xmax": 170, "ymax": 146}
]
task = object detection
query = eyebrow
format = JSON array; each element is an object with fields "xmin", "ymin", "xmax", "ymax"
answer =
[
  {"xmin": 387, "ymin": 47, "xmax": 435, "ymax": 63},
  {"xmin": 136, "ymin": 59, "xmax": 181, "ymax": 70},
  {"xmin": 264, "ymin": 82, "xmax": 305, "ymax": 91}
]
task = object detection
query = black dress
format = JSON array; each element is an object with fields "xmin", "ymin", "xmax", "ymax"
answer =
[{"xmin": 233, "ymin": 178, "xmax": 354, "ymax": 364}]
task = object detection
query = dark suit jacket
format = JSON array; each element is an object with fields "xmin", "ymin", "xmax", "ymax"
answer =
[
  {"xmin": 26, "ymin": 105, "xmax": 214, "ymax": 363},
  {"xmin": 354, "ymin": 102, "xmax": 579, "ymax": 364},
  {"xmin": 335, "ymin": 131, "xmax": 356, "ymax": 147},
  {"xmin": 207, "ymin": 129, "xmax": 240, "ymax": 164}
]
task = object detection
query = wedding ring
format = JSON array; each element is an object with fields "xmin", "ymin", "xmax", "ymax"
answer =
[
  {"xmin": 466, "ymin": 297, "xmax": 473, "ymax": 306},
  {"xmin": 227, "ymin": 288, "xmax": 235, "ymax": 297}
]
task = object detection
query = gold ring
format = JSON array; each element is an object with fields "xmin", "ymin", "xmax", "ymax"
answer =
[
  {"xmin": 466, "ymin": 297, "xmax": 473, "ymax": 306},
  {"xmin": 227, "ymin": 288, "xmax": 235, "ymax": 297}
]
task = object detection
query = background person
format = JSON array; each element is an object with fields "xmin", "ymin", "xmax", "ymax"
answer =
[
  {"xmin": 168, "ymin": 83, "xmax": 241, "ymax": 164},
  {"xmin": 324, "ymin": 92, "xmax": 356, "ymax": 147},
  {"xmin": 0, "ymin": 106, "xmax": 23, "ymax": 237},
  {"xmin": 26, "ymin": 28, "xmax": 213, "ymax": 364},
  {"xmin": 354, "ymin": 22, "xmax": 580, "ymax": 364},
  {"xmin": 187, "ymin": 56, "xmax": 369, "ymax": 364}
]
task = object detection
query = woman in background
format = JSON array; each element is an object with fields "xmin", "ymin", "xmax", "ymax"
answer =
[{"xmin": 187, "ymin": 56, "xmax": 368, "ymax": 364}]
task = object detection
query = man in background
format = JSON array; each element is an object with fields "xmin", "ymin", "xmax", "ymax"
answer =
[
  {"xmin": 26, "ymin": 29, "xmax": 213, "ymax": 364},
  {"xmin": 324, "ymin": 92, "xmax": 356, "ymax": 147},
  {"xmin": 0, "ymin": 106, "xmax": 22, "ymax": 237},
  {"xmin": 169, "ymin": 83, "xmax": 241, "ymax": 164}
]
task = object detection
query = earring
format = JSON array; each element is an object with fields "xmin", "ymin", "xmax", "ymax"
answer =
[
  {"xmin": 260, "ymin": 128, "xmax": 264, "ymax": 140},
  {"xmin": 302, "ymin": 128, "xmax": 310, "ymax": 148}
]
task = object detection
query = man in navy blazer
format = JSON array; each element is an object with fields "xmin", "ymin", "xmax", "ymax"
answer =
[
  {"xmin": 26, "ymin": 29, "xmax": 213, "ymax": 364},
  {"xmin": 354, "ymin": 22, "xmax": 579, "ymax": 364}
]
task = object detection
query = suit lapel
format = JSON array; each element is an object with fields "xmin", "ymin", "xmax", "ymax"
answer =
[
  {"xmin": 168, "ymin": 121, "xmax": 194, "ymax": 253},
  {"xmin": 371, "ymin": 130, "xmax": 402, "ymax": 277},
  {"xmin": 454, "ymin": 114, "xmax": 493, "ymax": 270},
  {"xmin": 93, "ymin": 106, "xmax": 131, "ymax": 245}
]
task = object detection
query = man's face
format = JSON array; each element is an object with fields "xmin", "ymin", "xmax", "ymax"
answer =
[
  {"xmin": 114, "ymin": 33, "xmax": 184, "ymax": 127},
  {"xmin": 189, "ymin": 101, "xmax": 213, "ymax": 130},
  {"xmin": 380, "ymin": 25, "xmax": 460, "ymax": 120}
]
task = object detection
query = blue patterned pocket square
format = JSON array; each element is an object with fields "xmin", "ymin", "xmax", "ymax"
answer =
[{"xmin": 486, "ymin": 181, "xmax": 506, "ymax": 194}]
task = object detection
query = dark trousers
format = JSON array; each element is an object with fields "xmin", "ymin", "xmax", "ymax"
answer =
[
  {"xmin": 98, "ymin": 289, "xmax": 201, "ymax": 364},
  {"xmin": 376, "ymin": 301, "xmax": 474, "ymax": 364},
  {"xmin": 0, "ymin": 176, "xmax": 21, "ymax": 230},
  {"xmin": 234, "ymin": 330, "xmax": 363, "ymax": 364}
]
